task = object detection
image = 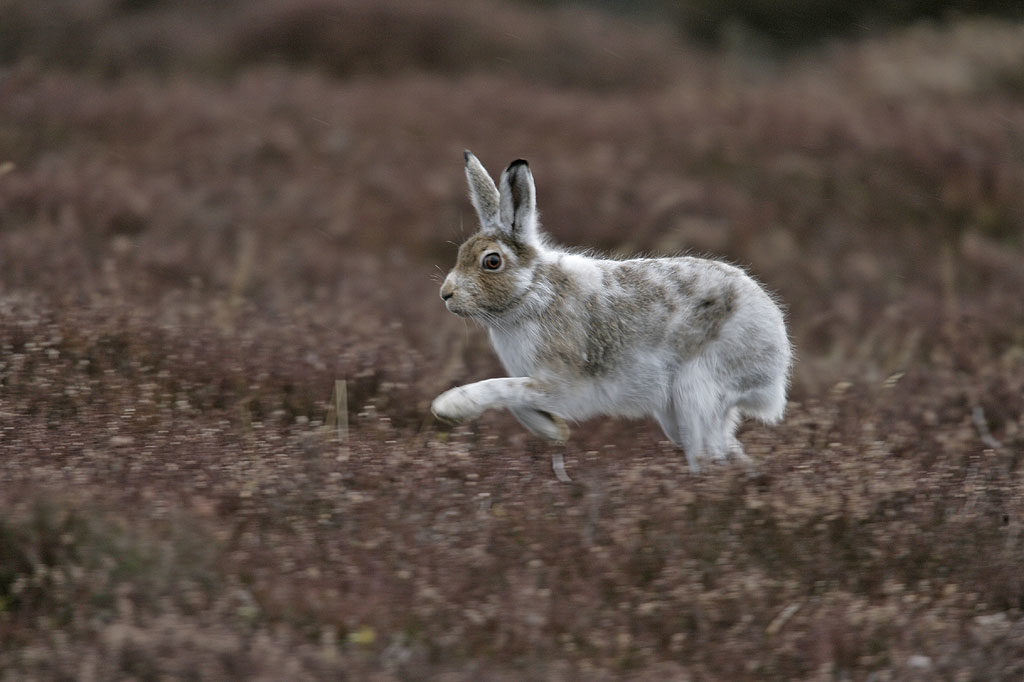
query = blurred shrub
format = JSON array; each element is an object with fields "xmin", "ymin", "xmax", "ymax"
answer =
[
  {"xmin": 0, "ymin": 0, "xmax": 99, "ymax": 67},
  {"xmin": 4, "ymin": 0, "xmax": 1023, "ymax": 73},
  {"xmin": 0, "ymin": 0, "xmax": 680, "ymax": 89},
  {"xmin": 0, "ymin": 502, "xmax": 200, "ymax": 621},
  {"xmin": 523, "ymin": 0, "xmax": 1024, "ymax": 48},
  {"xmin": 668, "ymin": 0, "xmax": 1021, "ymax": 48}
]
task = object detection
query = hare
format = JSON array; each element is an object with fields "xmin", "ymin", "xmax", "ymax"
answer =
[{"xmin": 431, "ymin": 151, "xmax": 792, "ymax": 471}]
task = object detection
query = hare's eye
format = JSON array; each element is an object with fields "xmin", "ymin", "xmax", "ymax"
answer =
[{"xmin": 481, "ymin": 252, "xmax": 503, "ymax": 271}]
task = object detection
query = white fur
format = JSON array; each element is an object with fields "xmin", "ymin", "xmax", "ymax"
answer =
[{"xmin": 433, "ymin": 152, "xmax": 792, "ymax": 471}]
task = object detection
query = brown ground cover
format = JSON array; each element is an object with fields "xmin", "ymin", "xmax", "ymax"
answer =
[{"xmin": 1, "ymin": 1, "xmax": 1023, "ymax": 679}]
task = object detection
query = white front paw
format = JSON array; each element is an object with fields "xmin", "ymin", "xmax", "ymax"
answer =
[{"xmin": 431, "ymin": 387, "xmax": 483, "ymax": 422}]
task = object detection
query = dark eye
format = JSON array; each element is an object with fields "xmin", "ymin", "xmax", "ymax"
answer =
[{"xmin": 481, "ymin": 252, "xmax": 503, "ymax": 271}]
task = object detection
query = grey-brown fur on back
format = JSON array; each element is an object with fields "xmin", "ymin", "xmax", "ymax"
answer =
[{"xmin": 529, "ymin": 257, "xmax": 737, "ymax": 377}]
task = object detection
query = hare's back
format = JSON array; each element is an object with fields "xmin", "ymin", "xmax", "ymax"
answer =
[{"xmin": 623, "ymin": 256, "xmax": 788, "ymax": 367}]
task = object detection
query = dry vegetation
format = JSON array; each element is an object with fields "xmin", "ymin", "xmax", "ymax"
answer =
[{"xmin": 2, "ymin": 1, "xmax": 1024, "ymax": 679}]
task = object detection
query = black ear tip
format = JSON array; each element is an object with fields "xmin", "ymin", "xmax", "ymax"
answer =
[
  {"xmin": 463, "ymin": 150, "xmax": 473, "ymax": 162},
  {"xmin": 506, "ymin": 159, "xmax": 530, "ymax": 172}
]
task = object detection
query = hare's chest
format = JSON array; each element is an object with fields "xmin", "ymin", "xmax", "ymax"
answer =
[{"xmin": 488, "ymin": 323, "xmax": 540, "ymax": 376}]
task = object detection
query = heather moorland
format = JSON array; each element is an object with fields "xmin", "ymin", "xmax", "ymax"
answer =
[{"xmin": 1, "ymin": 1, "xmax": 1024, "ymax": 679}]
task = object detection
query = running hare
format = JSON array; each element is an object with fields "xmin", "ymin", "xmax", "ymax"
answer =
[{"xmin": 432, "ymin": 151, "xmax": 791, "ymax": 470}]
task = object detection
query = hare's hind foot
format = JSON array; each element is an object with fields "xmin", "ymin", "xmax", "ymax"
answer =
[{"xmin": 511, "ymin": 407, "xmax": 570, "ymax": 442}]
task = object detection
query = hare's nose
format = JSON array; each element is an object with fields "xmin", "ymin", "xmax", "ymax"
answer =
[{"xmin": 440, "ymin": 277, "xmax": 455, "ymax": 301}]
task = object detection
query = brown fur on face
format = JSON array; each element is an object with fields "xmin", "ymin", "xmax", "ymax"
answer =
[{"xmin": 442, "ymin": 234, "xmax": 539, "ymax": 317}]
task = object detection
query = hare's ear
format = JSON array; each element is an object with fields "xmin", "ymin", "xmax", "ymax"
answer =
[
  {"xmin": 464, "ymin": 150, "xmax": 500, "ymax": 229},
  {"xmin": 498, "ymin": 159, "xmax": 538, "ymax": 245}
]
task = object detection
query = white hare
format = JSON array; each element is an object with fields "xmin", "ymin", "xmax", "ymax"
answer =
[{"xmin": 432, "ymin": 151, "xmax": 792, "ymax": 470}]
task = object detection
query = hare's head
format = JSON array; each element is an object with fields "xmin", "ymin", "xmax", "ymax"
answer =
[{"xmin": 440, "ymin": 151, "xmax": 543, "ymax": 319}]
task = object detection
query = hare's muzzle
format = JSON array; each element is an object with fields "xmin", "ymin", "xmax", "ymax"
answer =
[{"xmin": 439, "ymin": 275, "xmax": 455, "ymax": 302}]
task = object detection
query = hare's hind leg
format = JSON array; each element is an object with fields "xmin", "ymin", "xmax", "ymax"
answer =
[
  {"xmin": 705, "ymin": 406, "xmax": 752, "ymax": 465},
  {"xmin": 655, "ymin": 401, "xmax": 704, "ymax": 472},
  {"xmin": 658, "ymin": 371, "xmax": 748, "ymax": 471}
]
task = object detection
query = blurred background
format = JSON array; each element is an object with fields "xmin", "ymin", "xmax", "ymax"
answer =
[{"xmin": 2, "ymin": 1, "xmax": 1024, "ymax": 679}]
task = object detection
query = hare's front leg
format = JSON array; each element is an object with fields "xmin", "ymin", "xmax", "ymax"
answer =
[
  {"xmin": 431, "ymin": 378, "xmax": 568, "ymax": 441},
  {"xmin": 509, "ymin": 407, "xmax": 569, "ymax": 442},
  {"xmin": 432, "ymin": 377, "xmax": 542, "ymax": 420}
]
